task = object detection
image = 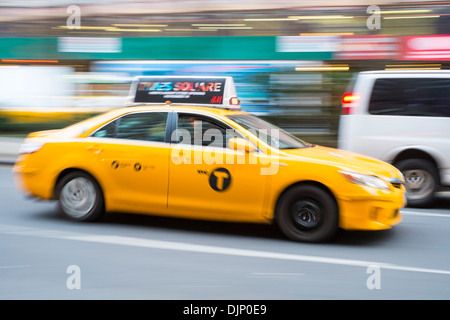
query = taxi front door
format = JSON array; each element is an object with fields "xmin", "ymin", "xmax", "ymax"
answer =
[{"xmin": 167, "ymin": 113, "xmax": 271, "ymax": 222}]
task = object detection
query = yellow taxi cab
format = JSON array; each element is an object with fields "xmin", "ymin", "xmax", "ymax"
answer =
[{"xmin": 13, "ymin": 76, "xmax": 405, "ymax": 242}]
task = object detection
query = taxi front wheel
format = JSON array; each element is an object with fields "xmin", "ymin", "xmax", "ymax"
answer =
[
  {"xmin": 56, "ymin": 171, "xmax": 105, "ymax": 222},
  {"xmin": 275, "ymin": 185, "xmax": 338, "ymax": 243}
]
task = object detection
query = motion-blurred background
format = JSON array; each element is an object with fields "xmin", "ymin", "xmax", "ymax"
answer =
[{"xmin": 0, "ymin": 0, "xmax": 449, "ymax": 147}]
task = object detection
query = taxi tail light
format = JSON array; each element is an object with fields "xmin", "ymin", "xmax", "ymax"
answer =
[
  {"xmin": 19, "ymin": 142, "xmax": 44, "ymax": 154},
  {"xmin": 341, "ymin": 92, "xmax": 360, "ymax": 115}
]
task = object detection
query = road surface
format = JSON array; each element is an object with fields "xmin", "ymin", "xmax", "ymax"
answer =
[{"xmin": 1, "ymin": 165, "xmax": 450, "ymax": 300}]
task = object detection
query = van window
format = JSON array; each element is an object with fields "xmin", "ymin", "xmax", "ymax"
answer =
[{"xmin": 368, "ymin": 78, "xmax": 450, "ymax": 117}]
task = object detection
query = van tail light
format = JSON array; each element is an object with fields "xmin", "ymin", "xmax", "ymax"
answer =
[{"xmin": 341, "ymin": 92, "xmax": 360, "ymax": 115}]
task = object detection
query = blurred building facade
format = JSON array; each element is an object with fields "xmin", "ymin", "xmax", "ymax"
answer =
[{"xmin": 1, "ymin": 0, "xmax": 450, "ymax": 146}]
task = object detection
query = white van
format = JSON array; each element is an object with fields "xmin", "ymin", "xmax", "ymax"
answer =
[{"xmin": 338, "ymin": 70, "xmax": 450, "ymax": 207}]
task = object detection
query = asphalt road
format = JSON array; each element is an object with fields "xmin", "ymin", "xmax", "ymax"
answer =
[{"xmin": 1, "ymin": 164, "xmax": 450, "ymax": 300}]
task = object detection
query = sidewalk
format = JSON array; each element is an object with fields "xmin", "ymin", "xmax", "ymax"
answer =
[{"xmin": 0, "ymin": 137, "xmax": 23, "ymax": 165}]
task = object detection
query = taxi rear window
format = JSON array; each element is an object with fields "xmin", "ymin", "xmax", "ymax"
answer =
[{"xmin": 134, "ymin": 78, "xmax": 226, "ymax": 105}]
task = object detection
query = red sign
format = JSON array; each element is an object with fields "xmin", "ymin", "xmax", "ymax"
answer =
[
  {"xmin": 334, "ymin": 35, "xmax": 399, "ymax": 60},
  {"xmin": 400, "ymin": 35, "xmax": 450, "ymax": 60}
]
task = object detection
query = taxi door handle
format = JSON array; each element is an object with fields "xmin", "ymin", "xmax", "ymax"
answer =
[
  {"xmin": 173, "ymin": 150, "xmax": 191, "ymax": 163},
  {"xmin": 172, "ymin": 155, "xmax": 191, "ymax": 163},
  {"xmin": 86, "ymin": 145, "xmax": 103, "ymax": 154}
]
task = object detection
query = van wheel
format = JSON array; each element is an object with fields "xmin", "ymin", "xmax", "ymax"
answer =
[
  {"xmin": 56, "ymin": 171, "xmax": 105, "ymax": 221},
  {"xmin": 275, "ymin": 185, "xmax": 338, "ymax": 243},
  {"xmin": 395, "ymin": 159, "xmax": 438, "ymax": 208}
]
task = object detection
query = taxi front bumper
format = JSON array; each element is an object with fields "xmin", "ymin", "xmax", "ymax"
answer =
[{"xmin": 337, "ymin": 187, "xmax": 405, "ymax": 230}]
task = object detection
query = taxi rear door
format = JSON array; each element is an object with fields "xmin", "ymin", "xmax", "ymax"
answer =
[{"xmin": 86, "ymin": 111, "xmax": 171, "ymax": 212}]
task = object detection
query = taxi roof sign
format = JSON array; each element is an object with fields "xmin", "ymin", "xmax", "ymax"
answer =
[{"xmin": 127, "ymin": 75, "xmax": 241, "ymax": 110}]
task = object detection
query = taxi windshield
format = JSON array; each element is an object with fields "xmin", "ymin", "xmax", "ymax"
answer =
[{"xmin": 227, "ymin": 114, "xmax": 309, "ymax": 150}]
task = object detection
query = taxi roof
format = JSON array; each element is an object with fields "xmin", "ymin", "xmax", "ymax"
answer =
[{"xmin": 124, "ymin": 104, "xmax": 246, "ymax": 115}]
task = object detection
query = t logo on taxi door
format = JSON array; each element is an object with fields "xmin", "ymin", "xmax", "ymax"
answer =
[{"xmin": 209, "ymin": 168, "xmax": 231, "ymax": 192}]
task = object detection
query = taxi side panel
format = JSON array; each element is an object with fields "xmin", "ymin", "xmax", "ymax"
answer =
[{"xmin": 14, "ymin": 140, "xmax": 105, "ymax": 203}]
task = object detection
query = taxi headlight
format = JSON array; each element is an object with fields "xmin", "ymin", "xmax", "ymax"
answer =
[{"xmin": 340, "ymin": 171, "xmax": 390, "ymax": 192}]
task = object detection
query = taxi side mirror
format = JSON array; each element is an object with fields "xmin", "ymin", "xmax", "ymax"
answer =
[{"xmin": 228, "ymin": 137, "xmax": 256, "ymax": 153}]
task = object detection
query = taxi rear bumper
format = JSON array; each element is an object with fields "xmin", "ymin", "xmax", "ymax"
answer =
[{"xmin": 13, "ymin": 159, "xmax": 54, "ymax": 200}]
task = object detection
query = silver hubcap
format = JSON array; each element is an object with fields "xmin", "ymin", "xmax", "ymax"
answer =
[
  {"xmin": 60, "ymin": 177, "xmax": 96, "ymax": 219},
  {"xmin": 403, "ymin": 169, "xmax": 434, "ymax": 200}
]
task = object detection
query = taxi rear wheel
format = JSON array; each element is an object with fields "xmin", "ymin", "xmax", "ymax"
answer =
[
  {"xmin": 56, "ymin": 171, "xmax": 105, "ymax": 222},
  {"xmin": 275, "ymin": 184, "xmax": 338, "ymax": 243}
]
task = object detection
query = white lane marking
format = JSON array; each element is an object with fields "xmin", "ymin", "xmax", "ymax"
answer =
[
  {"xmin": 249, "ymin": 273, "xmax": 305, "ymax": 277},
  {"xmin": 401, "ymin": 210, "xmax": 450, "ymax": 218},
  {"xmin": 1, "ymin": 223, "xmax": 450, "ymax": 276},
  {"xmin": 0, "ymin": 265, "xmax": 30, "ymax": 269},
  {"xmin": 251, "ymin": 273, "xmax": 305, "ymax": 276},
  {"xmin": 64, "ymin": 234, "xmax": 392, "ymax": 267}
]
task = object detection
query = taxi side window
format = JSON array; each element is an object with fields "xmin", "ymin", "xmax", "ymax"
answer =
[
  {"xmin": 177, "ymin": 114, "xmax": 238, "ymax": 148},
  {"xmin": 92, "ymin": 121, "xmax": 116, "ymax": 138},
  {"xmin": 92, "ymin": 112, "xmax": 168, "ymax": 142}
]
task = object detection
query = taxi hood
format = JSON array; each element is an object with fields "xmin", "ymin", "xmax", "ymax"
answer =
[{"xmin": 281, "ymin": 145, "xmax": 402, "ymax": 179}]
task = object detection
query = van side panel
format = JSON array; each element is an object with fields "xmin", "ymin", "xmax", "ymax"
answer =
[{"xmin": 338, "ymin": 71, "xmax": 450, "ymax": 188}]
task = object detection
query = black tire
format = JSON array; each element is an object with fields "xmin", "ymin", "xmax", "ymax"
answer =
[
  {"xmin": 55, "ymin": 171, "xmax": 105, "ymax": 222},
  {"xmin": 395, "ymin": 159, "xmax": 439, "ymax": 208},
  {"xmin": 275, "ymin": 184, "xmax": 339, "ymax": 243}
]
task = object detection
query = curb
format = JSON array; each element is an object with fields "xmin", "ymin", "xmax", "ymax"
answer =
[{"xmin": 0, "ymin": 159, "xmax": 17, "ymax": 165}]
